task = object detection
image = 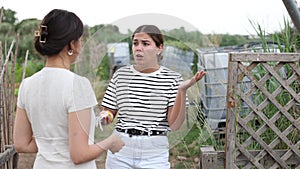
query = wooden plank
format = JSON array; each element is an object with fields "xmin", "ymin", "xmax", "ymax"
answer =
[
  {"xmin": 225, "ymin": 53, "xmax": 238, "ymax": 169},
  {"xmin": 287, "ymin": 73, "xmax": 299, "ymax": 85},
  {"xmin": 290, "ymin": 62, "xmax": 300, "ymax": 76},
  {"xmin": 230, "ymin": 52, "xmax": 300, "ymax": 62},
  {"xmin": 216, "ymin": 149, "xmax": 300, "ymax": 166}
]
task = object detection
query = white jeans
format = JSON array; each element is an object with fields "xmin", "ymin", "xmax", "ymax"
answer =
[{"xmin": 105, "ymin": 130, "xmax": 170, "ymax": 169}]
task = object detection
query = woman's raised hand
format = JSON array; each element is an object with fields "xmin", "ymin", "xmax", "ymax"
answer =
[{"xmin": 178, "ymin": 70, "xmax": 206, "ymax": 91}]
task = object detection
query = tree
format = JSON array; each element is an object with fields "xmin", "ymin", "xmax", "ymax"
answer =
[
  {"xmin": 13, "ymin": 19, "xmax": 41, "ymax": 61},
  {"xmin": 219, "ymin": 34, "xmax": 248, "ymax": 47},
  {"xmin": 2, "ymin": 8, "xmax": 18, "ymax": 25}
]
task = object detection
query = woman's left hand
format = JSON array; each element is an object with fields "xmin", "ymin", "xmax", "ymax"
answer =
[{"xmin": 178, "ymin": 70, "xmax": 206, "ymax": 91}]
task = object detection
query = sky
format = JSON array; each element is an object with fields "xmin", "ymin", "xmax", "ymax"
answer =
[{"xmin": 1, "ymin": 0, "xmax": 293, "ymax": 35}]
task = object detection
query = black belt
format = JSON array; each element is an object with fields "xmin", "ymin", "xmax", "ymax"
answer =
[{"xmin": 116, "ymin": 128, "xmax": 167, "ymax": 137}]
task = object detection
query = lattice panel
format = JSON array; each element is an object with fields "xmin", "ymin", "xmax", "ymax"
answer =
[{"xmin": 225, "ymin": 53, "xmax": 300, "ymax": 169}]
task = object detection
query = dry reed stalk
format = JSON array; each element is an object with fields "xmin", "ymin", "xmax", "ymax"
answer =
[
  {"xmin": 8, "ymin": 34, "xmax": 18, "ymax": 145},
  {"xmin": 2, "ymin": 41, "xmax": 15, "ymax": 148},
  {"xmin": 0, "ymin": 40, "xmax": 15, "ymax": 82},
  {"xmin": 0, "ymin": 41, "xmax": 3, "ymax": 154},
  {"xmin": 21, "ymin": 50, "xmax": 29, "ymax": 81},
  {"xmin": 0, "ymin": 40, "xmax": 15, "ymax": 169}
]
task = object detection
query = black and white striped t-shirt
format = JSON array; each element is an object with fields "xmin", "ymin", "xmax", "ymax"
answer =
[{"xmin": 101, "ymin": 65, "xmax": 183, "ymax": 131}]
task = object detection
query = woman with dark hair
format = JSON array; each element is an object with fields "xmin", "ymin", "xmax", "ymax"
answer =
[
  {"xmin": 100, "ymin": 24, "xmax": 206, "ymax": 168},
  {"xmin": 13, "ymin": 9, "xmax": 124, "ymax": 169}
]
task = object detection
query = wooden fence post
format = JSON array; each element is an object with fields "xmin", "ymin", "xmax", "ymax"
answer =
[{"xmin": 225, "ymin": 53, "xmax": 238, "ymax": 169}]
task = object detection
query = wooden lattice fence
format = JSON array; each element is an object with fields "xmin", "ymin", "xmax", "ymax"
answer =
[{"xmin": 225, "ymin": 52, "xmax": 300, "ymax": 169}]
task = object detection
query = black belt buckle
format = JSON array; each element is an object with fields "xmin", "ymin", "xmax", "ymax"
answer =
[
  {"xmin": 129, "ymin": 129, "xmax": 137, "ymax": 137},
  {"xmin": 128, "ymin": 129, "xmax": 144, "ymax": 137}
]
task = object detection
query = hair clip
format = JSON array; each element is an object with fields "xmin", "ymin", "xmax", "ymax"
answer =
[
  {"xmin": 34, "ymin": 25, "xmax": 47, "ymax": 43},
  {"xmin": 39, "ymin": 25, "xmax": 47, "ymax": 43},
  {"xmin": 34, "ymin": 30, "xmax": 40, "ymax": 37}
]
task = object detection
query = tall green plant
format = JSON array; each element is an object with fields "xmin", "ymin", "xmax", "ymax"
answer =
[
  {"xmin": 243, "ymin": 18, "xmax": 300, "ymax": 150},
  {"xmin": 249, "ymin": 19, "xmax": 270, "ymax": 52},
  {"xmin": 272, "ymin": 17, "xmax": 299, "ymax": 52}
]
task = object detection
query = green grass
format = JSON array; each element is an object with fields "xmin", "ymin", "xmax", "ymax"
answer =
[{"xmin": 170, "ymin": 119, "xmax": 224, "ymax": 168}]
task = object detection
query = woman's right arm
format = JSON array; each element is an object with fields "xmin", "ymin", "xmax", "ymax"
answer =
[
  {"xmin": 68, "ymin": 108, "xmax": 124, "ymax": 164},
  {"xmin": 13, "ymin": 107, "xmax": 38, "ymax": 153},
  {"xmin": 168, "ymin": 70, "xmax": 206, "ymax": 130}
]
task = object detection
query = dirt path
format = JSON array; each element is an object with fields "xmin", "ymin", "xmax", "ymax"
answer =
[
  {"xmin": 17, "ymin": 153, "xmax": 35, "ymax": 169},
  {"xmin": 17, "ymin": 153, "xmax": 106, "ymax": 169},
  {"xmin": 16, "ymin": 152, "xmax": 195, "ymax": 168}
]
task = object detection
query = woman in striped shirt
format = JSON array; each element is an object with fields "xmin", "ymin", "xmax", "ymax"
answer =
[{"xmin": 100, "ymin": 24, "xmax": 206, "ymax": 168}]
